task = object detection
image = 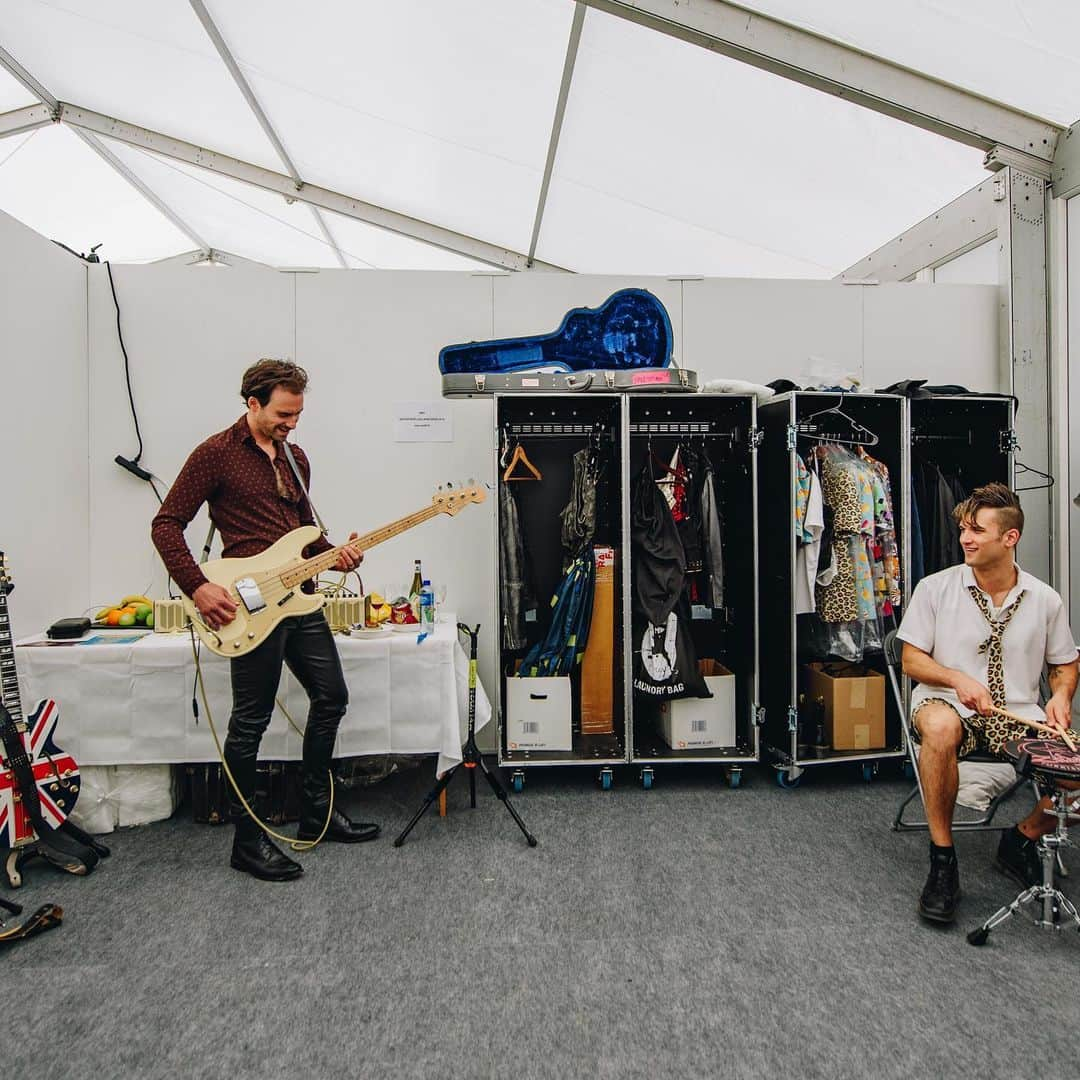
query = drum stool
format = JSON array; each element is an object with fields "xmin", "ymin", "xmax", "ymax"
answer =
[{"xmin": 968, "ymin": 738, "xmax": 1080, "ymax": 946}]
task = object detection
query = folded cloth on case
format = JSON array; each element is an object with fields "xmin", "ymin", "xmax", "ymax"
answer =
[{"xmin": 700, "ymin": 378, "xmax": 775, "ymax": 402}]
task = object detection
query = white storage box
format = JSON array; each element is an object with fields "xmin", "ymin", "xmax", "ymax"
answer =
[
  {"xmin": 505, "ymin": 676, "xmax": 572, "ymax": 751},
  {"xmin": 657, "ymin": 660, "xmax": 736, "ymax": 750}
]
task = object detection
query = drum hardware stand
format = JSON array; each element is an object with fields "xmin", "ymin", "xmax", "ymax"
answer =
[
  {"xmin": 394, "ymin": 624, "xmax": 537, "ymax": 848},
  {"xmin": 968, "ymin": 784, "xmax": 1080, "ymax": 946}
]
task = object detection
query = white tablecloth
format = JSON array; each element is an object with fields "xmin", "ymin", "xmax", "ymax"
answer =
[{"xmin": 15, "ymin": 618, "xmax": 489, "ymax": 776}]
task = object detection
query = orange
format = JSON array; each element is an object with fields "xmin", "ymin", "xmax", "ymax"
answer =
[{"xmin": 106, "ymin": 609, "xmax": 121, "ymax": 625}]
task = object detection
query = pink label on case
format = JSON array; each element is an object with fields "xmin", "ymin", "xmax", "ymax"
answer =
[{"xmin": 631, "ymin": 371, "xmax": 672, "ymax": 385}]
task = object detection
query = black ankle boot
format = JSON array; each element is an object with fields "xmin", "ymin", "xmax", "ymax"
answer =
[
  {"xmin": 230, "ymin": 818, "xmax": 303, "ymax": 882},
  {"xmin": 996, "ymin": 826, "xmax": 1045, "ymax": 888},
  {"xmin": 297, "ymin": 802, "xmax": 380, "ymax": 843},
  {"xmin": 918, "ymin": 846, "xmax": 960, "ymax": 924}
]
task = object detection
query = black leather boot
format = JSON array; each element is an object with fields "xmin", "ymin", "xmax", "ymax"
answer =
[
  {"xmin": 226, "ymin": 755, "xmax": 303, "ymax": 881},
  {"xmin": 231, "ymin": 817, "xmax": 304, "ymax": 881},
  {"xmin": 297, "ymin": 766, "xmax": 379, "ymax": 843},
  {"xmin": 918, "ymin": 845, "xmax": 960, "ymax": 924},
  {"xmin": 995, "ymin": 826, "xmax": 1046, "ymax": 888}
]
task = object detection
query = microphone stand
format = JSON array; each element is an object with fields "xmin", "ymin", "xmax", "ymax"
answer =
[{"xmin": 394, "ymin": 624, "xmax": 537, "ymax": 848}]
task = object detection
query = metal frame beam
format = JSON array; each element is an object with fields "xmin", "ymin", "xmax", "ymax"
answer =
[
  {"xmin": 998, "ymin": 166, "xmax": 1052, "ymax": 584},
  {"xmin": 58, "ymin": 103, "xmax": 564, "ymax": 271},
  {"xmin": 0, "ymin": 103, "xmax": 54, "ymax": 140},
  {"xmin": 0, "ymin": 48, "xmax": 210, "ymax": 254},
  {"xmin": 580, "ymin": 0, "xmax": 1061, "ymax": 162},
  {"xmin": 188, "ymin": 0, "xmax": 347, "ymax": 269},
  {"xmin": 1051, "ymin": 119, "xmax": 1080, "ymax": 200},
  {"xmin": 837, "ymin": 178, "xmax": 998, "ymax": 282},
  {"xmin": 527, "ymin": 1, "xmax": 585, "ymax": 267}
]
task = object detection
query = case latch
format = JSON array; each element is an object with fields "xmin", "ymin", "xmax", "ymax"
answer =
[{"xmin": 473, "ymin": 374, "xmax": 486, "ymax": 392}]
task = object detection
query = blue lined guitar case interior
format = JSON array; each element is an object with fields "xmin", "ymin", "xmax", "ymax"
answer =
[{"xmin": 438, "ymin": 288, "xmax": 674, "ymax": 375}]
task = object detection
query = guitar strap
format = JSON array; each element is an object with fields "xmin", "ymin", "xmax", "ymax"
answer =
[
  {"xmin": 200, "ymin": 440, "xmax": 328, "ymax": 564},
  {"xmin": 0, "ymin": 703, "xmax": 100, "ymax": 876},
  {"xmin": 0, "ymin": 900, "xmax": 63, "ymax": 945}
]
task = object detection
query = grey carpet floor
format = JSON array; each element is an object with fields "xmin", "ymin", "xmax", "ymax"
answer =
[{"xmin": 3, "ymin": 761, "xmax": 1077, "ymax": 1080}]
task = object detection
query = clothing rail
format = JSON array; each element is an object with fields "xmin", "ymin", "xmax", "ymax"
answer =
[
  {"xmin": 629, "ymin": 421, "xmax": 735, "ymax": 436},
  {"xmin": 911, "ymin": 431, "xmax": 974, "ymax": 445},
  {"xmin": 506, "ymin": 422, "xmax": 611, "ymax": 436},
  {"xmin": 796, "ymin": 421, "xmax": 878, "ymax": 446}
]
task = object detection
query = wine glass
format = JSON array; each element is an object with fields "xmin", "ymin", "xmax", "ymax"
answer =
[{"xmin": 434, "ymin": 583, "xmax": 448, "ymax": 623}]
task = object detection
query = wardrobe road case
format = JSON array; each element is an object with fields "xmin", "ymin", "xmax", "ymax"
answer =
[
  {"xmin": 906, "ymin": 394, "xmax": 1016, "ymax": 599},
  {"xmin": 757, "ymin": 392, "xmax": 908, "ymax": 787},
  {"xmin": 627, "ymin": 394, "xmax": 760, "ymax": 789},
  {"xmin": 496, "ymin": 394, "xmax": 629, "ymax": 790}
]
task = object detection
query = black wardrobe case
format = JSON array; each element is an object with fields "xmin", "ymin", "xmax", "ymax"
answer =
[
  {"xmin": 907, "ymin": 394, "xmax": 1016, "ymax": 593},
  {"xmin": 494, "ymin": 392, "xmax": 759, "ymax": 791},
  {"xmin": 757, "ymin": 392, "xmax": 908, "ymax": 786},
  {"xmin": 627, "ymin": 394, "xmax": 760, "ymax": 789},
  {"xmin": 496, "ymin": 394, "xmax": 627, "ymax": 789}
]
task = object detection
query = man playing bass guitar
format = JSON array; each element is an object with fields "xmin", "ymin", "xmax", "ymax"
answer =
[{"xmin": 152, "ymin": 359, "xmax": 378, "ymax": 882}]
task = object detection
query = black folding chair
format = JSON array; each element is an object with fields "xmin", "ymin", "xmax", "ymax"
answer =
[{"xmin": 884, "ymin": 629, "xmax": 1031, "ymax": 833}]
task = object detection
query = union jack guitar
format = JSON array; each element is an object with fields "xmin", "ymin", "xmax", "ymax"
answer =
[{"xmin": 0, "ymin": 552, "xmax": 106, "ymax": 887}]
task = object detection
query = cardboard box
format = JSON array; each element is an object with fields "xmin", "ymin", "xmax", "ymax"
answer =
[
  {"xmin": 504, "ymin": 675, "xmax": 573, "ymax": 751},
  {"xmin": 804, "ymin": 662, "xmax": 885, "ymax": 751},
  {"xmin": 580, "ymin": 546, "xmax": 616, "ymax": 734},
  {"xmin": 657, "ymin": 660, "xmax": 736, "ymax": 749}
]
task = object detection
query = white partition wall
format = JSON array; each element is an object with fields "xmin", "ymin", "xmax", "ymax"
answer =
[
  {"xmin": 0, "ymin": 207, "xmax": 1006, "ymax": 717},
  {"xmin": 0, "ymin": 210, "xmax": 88, "ymax": 638}
]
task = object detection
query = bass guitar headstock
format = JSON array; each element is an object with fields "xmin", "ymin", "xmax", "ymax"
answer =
[
  {"xmin": 0, "ymin": 552, "xmax": 11, "ymax": 596},
  {"xmin": 432, "ymin": 482, "xmax": 487, "ymax": 516}
]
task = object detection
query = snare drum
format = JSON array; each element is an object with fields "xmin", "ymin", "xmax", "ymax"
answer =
[{"xmin": 1003, "ymin": 737, "xmax": 1080, "ymax": 785}]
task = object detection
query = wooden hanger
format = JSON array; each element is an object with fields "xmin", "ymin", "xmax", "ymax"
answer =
[{"xmin": 502, "ymin": 442, "xmax": 542, "ymax": 482}]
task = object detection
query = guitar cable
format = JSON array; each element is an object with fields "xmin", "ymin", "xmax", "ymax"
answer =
[{"xmin": 187, "ymin": 627, "xmax": 333, "ymax": 851}]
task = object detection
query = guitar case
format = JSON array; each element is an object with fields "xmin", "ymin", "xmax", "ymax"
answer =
[
  {"xmin": 440, "ymin": 288, "xmax": 674, "ymax": 375},
  {"xmin": 0, "ymin": 703, "xmax": 107, "ymax": 876},
  {"xmin": 443, "ymin": 367, "xmax": 698, "ymax": 398}
]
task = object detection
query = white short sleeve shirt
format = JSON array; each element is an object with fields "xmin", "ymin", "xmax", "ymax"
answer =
[{"xmin": 897, "ymin": 562, "xmax": 1077, "ymax": 721}]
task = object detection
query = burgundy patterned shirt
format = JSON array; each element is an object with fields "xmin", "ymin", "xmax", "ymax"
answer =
[{"xmin": 151, "ymin": 414, "xmax": 332, "ymax": 598}]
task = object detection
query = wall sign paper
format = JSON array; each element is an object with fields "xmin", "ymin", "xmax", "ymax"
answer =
[{"xmin": 394, "ymin": 401, "xmax": 453, "ymax": 442}]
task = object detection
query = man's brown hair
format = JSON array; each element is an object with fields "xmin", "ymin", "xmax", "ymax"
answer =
[
  {"xmin": 952, "ymin": 481, "xmax": 1024, "ymax": 536},
  {"xmin": 240, "ymin": 359, "xmax": 308, "ymax": 406}
]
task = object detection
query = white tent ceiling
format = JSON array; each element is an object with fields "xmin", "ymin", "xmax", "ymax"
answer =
[{"xmin": 0, "ymin": 0, "xmax": 1074, "ymax": 275}]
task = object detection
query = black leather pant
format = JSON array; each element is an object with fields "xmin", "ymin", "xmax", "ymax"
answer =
[{"xmin": 224, "ymin": 613, "xmax": 348, "ymax": 819}]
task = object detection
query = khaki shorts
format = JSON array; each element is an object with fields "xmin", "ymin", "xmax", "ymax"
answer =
[{"xmin": 911, "ymin": 697, "xmax": 1029, "ymax": 758}]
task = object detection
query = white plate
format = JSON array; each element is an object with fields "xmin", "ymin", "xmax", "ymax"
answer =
[
  {"xmin": 350, "ymin": 625, "xmax": 391, "ymax": 638},
  {"xmin": 389, "ymin": 623, "xmax": 422, "ymax": 634}
]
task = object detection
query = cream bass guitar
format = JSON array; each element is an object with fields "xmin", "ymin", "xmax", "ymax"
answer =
[{"xmin": 182, "ymin": 485, "xmax": 485, "ymax": 658}]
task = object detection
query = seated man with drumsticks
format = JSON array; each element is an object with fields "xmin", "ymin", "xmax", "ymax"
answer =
[{"xmin": 898, "ymin": 482, "xmax": 1079, "ymax": 925}]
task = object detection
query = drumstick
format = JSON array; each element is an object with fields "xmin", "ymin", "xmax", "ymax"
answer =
[{"xmin": 991, "ymin": 706, "xmax": 1078, "ymax": 752}]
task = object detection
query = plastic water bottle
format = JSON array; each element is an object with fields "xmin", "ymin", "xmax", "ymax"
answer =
[{"xmin": 419, "ymin": 579, "xmax": 435, "ymax": 631}]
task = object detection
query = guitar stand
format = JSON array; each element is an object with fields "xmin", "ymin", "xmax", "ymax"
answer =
[
  {"xmin": 968, "ymin": 786, "xmax": 1080, "ymax": 945},
  {"xmin": 394, "ymin": 624, "xmax": 537, "ymax": 848}
]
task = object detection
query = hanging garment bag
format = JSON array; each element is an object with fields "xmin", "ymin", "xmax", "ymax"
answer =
[{"xmin": 629, "ymin": 463, "xmax": 710, "ymax": 700}]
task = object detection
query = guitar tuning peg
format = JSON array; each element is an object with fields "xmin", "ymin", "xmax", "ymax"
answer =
[{"xmin": 446, "ymin": 480, "xmax": 455, "ymax": 489}]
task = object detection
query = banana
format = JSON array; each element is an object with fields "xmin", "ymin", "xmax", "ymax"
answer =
[
  {"xmin": 94, "ymin": 606, "xmax": 114, "ymax": 621},
  {"xmin": 121, "ymin": 594, "xmax": 153, "ymax": 607}
]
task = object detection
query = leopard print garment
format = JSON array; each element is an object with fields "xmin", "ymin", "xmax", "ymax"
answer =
[{"xmin": 913, "ymin": 588, "xmax": 1029, "ymax": 756}]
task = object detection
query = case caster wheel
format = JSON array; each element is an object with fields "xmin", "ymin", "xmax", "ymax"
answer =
[
  {"xmin": 641, "ymin": 767, "xmax": 654, "ymax": 790},
  {"xmin": 511, "ymin": 771, "xmax": 524, "ymax": 794},
  {"xmin": 776, "ymin": 769, "xmax": 802, "ymax": 789},
  {"xmin": 861, "ymin": 762, "xmax": 877, "ymax": 782},
  {"xmin": 599, "ymin": 767, "xmax": 613, "ymax": 791},
  {"xmin": 727, "ymin": 768, "xmax": 742, "ymax": 789},
  {"xmin": 967, "ymin": 927, "xmax": 990, "ymax": 947}
]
